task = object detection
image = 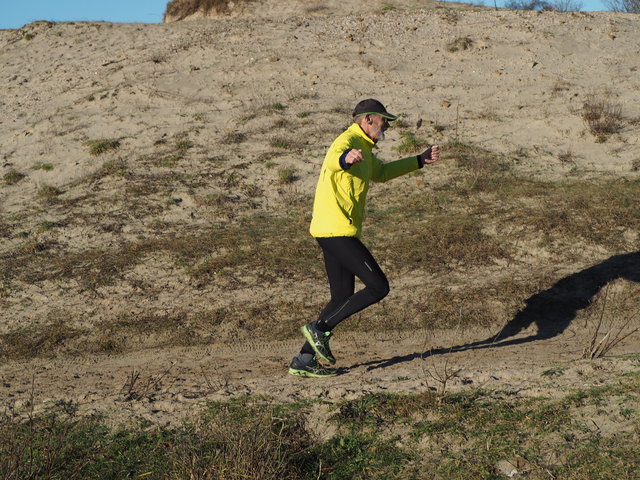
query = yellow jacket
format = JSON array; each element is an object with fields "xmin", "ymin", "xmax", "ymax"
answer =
[{"xmin": 310, "ymin": 123, "xmax": 422, "ymax": 238}]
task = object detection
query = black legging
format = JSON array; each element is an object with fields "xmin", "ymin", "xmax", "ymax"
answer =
[{"xmin": 300, "ymin": 236, "xmax": 389, "ymax": 355}]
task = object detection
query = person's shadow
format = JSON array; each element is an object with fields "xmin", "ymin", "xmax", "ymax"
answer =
[{"xmin": 356, "ymin": 251, "xmax": 640, "ymax": 371}]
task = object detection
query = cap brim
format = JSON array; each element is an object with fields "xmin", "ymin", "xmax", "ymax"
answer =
[{"xmin": 380, "ymin": 113, "xmax": 398, "ymax": 121}]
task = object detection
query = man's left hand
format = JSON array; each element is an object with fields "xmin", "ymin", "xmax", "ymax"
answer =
[{"xmin": 420, "ymin": 145, "xmax": 440, "ymax": 165}]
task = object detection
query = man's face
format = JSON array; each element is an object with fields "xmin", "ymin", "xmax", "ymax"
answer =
[{"xmin": 368, "ymin": 114, "xmax": 390, "ymax": 142}]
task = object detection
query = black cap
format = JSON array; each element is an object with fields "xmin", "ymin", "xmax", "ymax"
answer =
[{"xmin": 352, "ymin": 99, "xmax": 398, "ymax": 121}]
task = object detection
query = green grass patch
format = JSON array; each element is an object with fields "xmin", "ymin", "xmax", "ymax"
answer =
[
  {"xmin": 3, "ymin": 170, "xmax": 26, "ymax": 185},
  {"xmin": 394, "ymin": 130, "xmax": 430, "ymax": 155},
  {"xmin": 38, "ymin": 220, "xmax": 63, "ymax": 232},
  {"xmin": 269, "ymin": 136, "xmax": 303, "ymax": 151},
  {"xmin": 31, "ymin": 162, "xmax": 54, "ymax": 171},
  {"xmin": 278, "ymin": 167, "xmax": 297, "ymax": 184},
  {"xmin": 270, "ymin": 102, "xmax": 286, "ymax": 112}
]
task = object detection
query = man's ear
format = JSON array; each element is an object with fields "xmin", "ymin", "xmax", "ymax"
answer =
[{"xmin": 365, "ymin": 114, "xmax": 373, "ymax": 124}]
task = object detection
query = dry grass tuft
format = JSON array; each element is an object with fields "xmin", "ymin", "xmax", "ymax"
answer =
[
  {"xmin": 446, "ymin": 37, "xmax": 473, "ymax": 52},
  {"xmin": 581, "ymin": 95, "xmax": 624, "ymax": 139},
  {"xmin": 85, "ymin": 138, "xmax": 121, "ymax": 156},
  {"xmin": 581, "ymin": 281, "xmax": 639, "ymax": 359},
  {"xmin": 37, "ymin": 184, "xmax": 64, "ymax": 200}
]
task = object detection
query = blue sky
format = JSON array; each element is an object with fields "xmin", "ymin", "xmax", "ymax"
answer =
[{"xmin": 0, "ymin": 0, "xmax": 609, "ymax": 30}]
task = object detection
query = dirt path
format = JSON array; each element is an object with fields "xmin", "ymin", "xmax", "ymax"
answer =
[{"xmin": 2, "ymin": 324, "xmax": 637, "ymax": 426}]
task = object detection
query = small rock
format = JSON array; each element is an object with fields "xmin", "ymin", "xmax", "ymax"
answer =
[{"xmin": 496, "ymin": 460, "xmax": 518, "ymax": 477}]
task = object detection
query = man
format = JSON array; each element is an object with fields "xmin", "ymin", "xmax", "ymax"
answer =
[{"xmin": 288, "ymin": 98, "xmax": 440, "ymax": 377}]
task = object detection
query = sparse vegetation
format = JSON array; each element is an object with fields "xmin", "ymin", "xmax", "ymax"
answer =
[
  {"xmin": 269, "ymin": 136, "xmax": 298, "ymax": 150},
  {"xmin": 39, "ymin": 220, "xmax": 63, "ymax": 232},
  {"xmin": 4, "ymin": 376, "xmax": 637, "ymax": 479},
  {"xmin": 2, "ymin": 149, "xmax": 636, "ymax": 361},
  {"xmin": 270, "ymin": 102, "xmax": 286, "ymax": 112},
  {"xmin": 100, "ymin": 158, "xmax": 129, "ymax": 177},
  {"xmin": 558, "ymin": 149, "xmax": 576, "ymax": 165},
  {"xmin": 175, "ymin": 139, "xmax": 194, "ymax": 151},
  {"xmin": 3, "ymin": 170, "xmax": 26, "ymax": 185},
  {"xmin": 85, "ymin": 138, "xmax": 121, "ymax": 156}
]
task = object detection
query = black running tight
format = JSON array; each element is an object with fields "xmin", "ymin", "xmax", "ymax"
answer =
[
  {"xmin": 315, "ymin": 236, "xmax": 389, "ymax": 331},
  {"xmin": 300, "ymin": 236, "xmax": 389, "ymax": 355},
  {"xmin": 300, "ymin": 236, "xmax": 389, "ymax": 356}
]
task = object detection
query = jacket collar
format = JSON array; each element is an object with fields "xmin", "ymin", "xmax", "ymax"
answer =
[{"xmin": 348, "ymin": 123, "xmax": 377, "ymax": 147}]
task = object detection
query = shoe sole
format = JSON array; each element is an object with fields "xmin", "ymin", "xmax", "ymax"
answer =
[
  {"xmin": 288, "ymin": 367, "xmax": 337, "ymax": 378},
  {"xmin": 301, "ymin": 325, "xmax": 336, "ymax": 364}
]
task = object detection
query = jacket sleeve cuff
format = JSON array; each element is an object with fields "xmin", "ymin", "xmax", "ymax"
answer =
[
  {"xmin": 339, "ymin": 149, "xmax": 352, "ymax": 170},
  {"xmin": 416, "ymin": 154, "xmax": 425, "ymax": 169}
]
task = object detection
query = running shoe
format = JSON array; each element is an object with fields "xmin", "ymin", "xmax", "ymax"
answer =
[
  {"xmin": 301, "ymin": 322, "xmax": 336, "ymax": 364},
  {"xmin": 288, "ymin": 356, "xmax": 337, "ymax": 378}
]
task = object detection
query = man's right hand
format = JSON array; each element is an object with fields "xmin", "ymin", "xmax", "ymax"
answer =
[{"xmin": 345, "ymin": 149, "xmax": 364, "ymax": 165}]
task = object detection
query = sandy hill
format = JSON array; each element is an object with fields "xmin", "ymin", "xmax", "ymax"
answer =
[{"xmin": 0, "ymin": 1, "xmax": 638, "ymax": 425}]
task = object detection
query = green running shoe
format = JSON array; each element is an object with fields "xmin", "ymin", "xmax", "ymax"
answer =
[
  {"xmin": 302, "ymin": 322, "xmax": 336, "ymax": 364},
  {"xmin": 288, "ymin": 356, "xmax": 337, "ymax": 378}
]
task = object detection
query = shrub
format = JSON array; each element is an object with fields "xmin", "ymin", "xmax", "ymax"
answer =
[
  {"xmin": 505, "ymin": 0, "xmax": 583, "ymax": 10},
  {"xmin": 582, "ymin": 95, "xmax": 624, "ymax": 138},
  {"xmin": 164, "ymin": 0, "xmax": 254, "ymax": 20},
  {"xmin": 604, "ymin": 0, "xmax": 640, "ymax": 12}
]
